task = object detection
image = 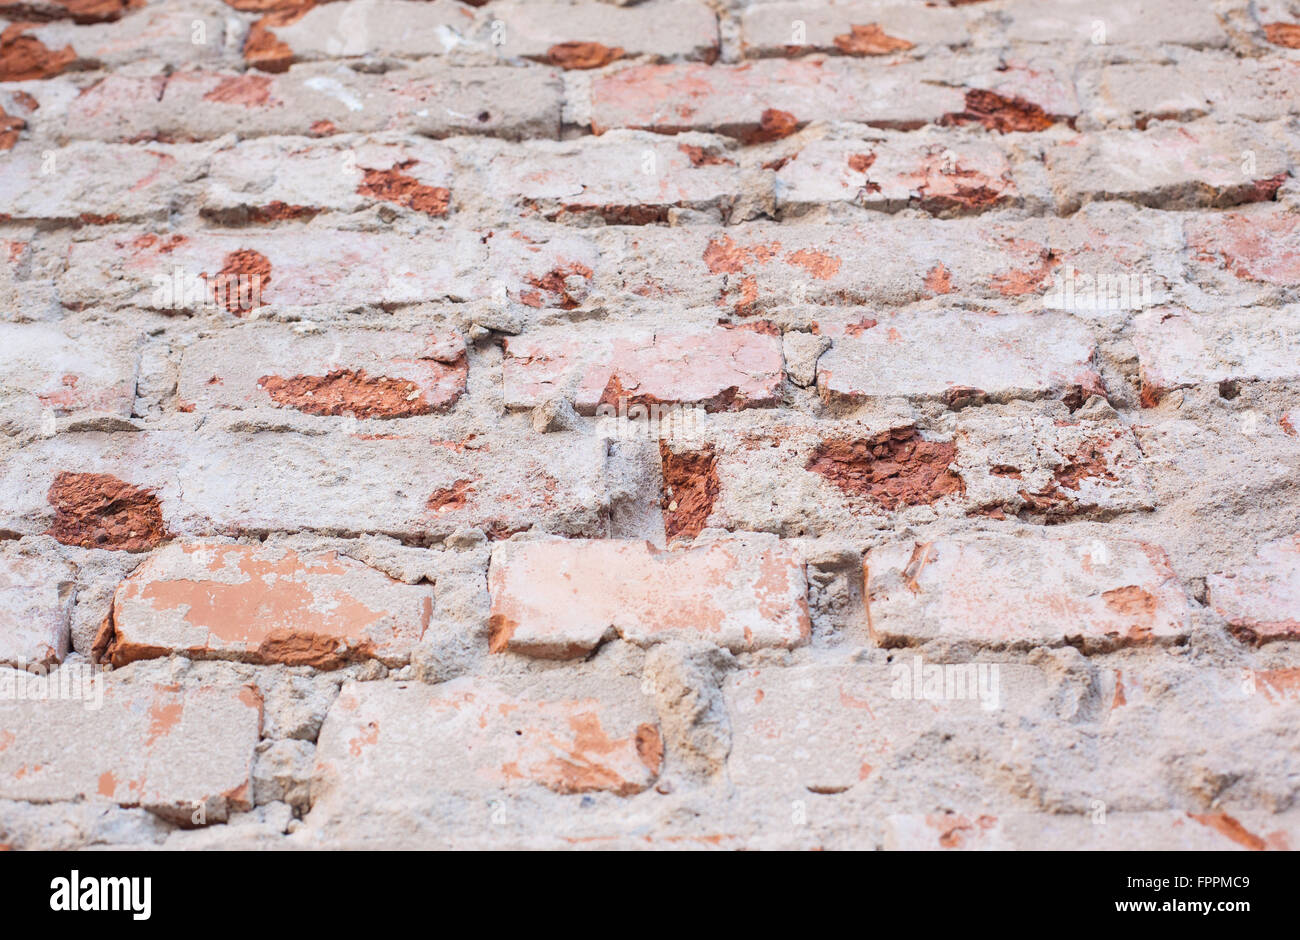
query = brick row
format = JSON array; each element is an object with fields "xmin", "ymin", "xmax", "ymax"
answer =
[
  {"xmin": 0, "ymin": 430, "xmax": 612, "ymax": 543},
  {"xmin": 673, "ymin": 404, "xmax": 1154, "ymax": 540},
  {"xmin": 5, "ymin": 120, "xmax": 1292, "ymax": 228}
]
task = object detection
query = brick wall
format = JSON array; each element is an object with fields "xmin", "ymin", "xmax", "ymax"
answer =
[{"xmin": 1, "ymin": 0, "xmax": 1299, "ymax": 849}]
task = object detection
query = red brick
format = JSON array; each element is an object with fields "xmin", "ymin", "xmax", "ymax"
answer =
[
  {"xmin": 488, "ymin": 537, "xmax": 810, "ymax": 658},
  {"xmin": 46, "ymin": 471, "xmax": 168, "ymax": 552},
  {"xmin": 103, "ymin": 543, "xmax": 435, "ymax": 668}
]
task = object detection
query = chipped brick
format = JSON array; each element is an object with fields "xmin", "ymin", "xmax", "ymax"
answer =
[
  {"xmin": 46, "ymin": 472, "xmax": 168, "ymax": 552},
  {"xmin": 806, "ymin": 427, "xmax": 963, "ymax": 509},
  {"xmin": 0, "ymin": 23, "xmax": 73, "ymax": 81},
  {"xmin": 833, "ymin": 23, "xmax": 914, "ymax": 56},
  {"xmin": 659, "ymin": 442, "xmax": 719, "ymax": 541}
]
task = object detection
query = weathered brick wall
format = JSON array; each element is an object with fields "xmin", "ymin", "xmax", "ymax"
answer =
[{"xmin": 1, "ymin": 0, "xmax": 1298, "ymax": 849}]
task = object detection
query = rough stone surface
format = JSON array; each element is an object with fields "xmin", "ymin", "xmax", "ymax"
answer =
[{"xmin": 2, "ymin": 0, "xmax": 1298, "ymax": 851}]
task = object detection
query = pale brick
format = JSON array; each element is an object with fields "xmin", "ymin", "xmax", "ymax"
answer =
[
  {"xmin": 0, "ymin": 0, "xmax": 1295, "ymax": 852},
  {"xmin": 724, "ymin": 663, "xmax": 1049, "ymax": 793},
  {"xmin": 0, "ymin": 322, "xmax": 138, "ymax": 418},
  {"xmin": 251, "ymin": 0, "xmax": 475, "ymax": 66},
  {"xmin": 483, "ymin": 226, "xmax": 599, "ymax": 310},
  {"xmin": 1045, "ymin": 123, "xmax": 1291, "ymax": 213},
  {"xmin": 883, "ymin": 811, "xmax": 1298, "ymax": 851},
  {"xmin": 728, "ymin": 658, "xmax": 1300, "ymax": 815},
  {"xmin": 597, "ymin": 208, "xmax": 1181, "ymax": 314},
  {"xmin": 815, "ymin": 312, "xmax": 1102, "ymax": 405},
  {"xmin": 177, "ymin": 325, "xmax": 467, "ymax": 417},
  {"xmin": 64, "ymin": 63, "xmax": 562, "ymax": 142},
  {"xmin": 491, "ymin": 1, "xmax": 718, "ymax": 64},
  {"xmin": 0, "ymin": 0, "xmax": 140, "ymax": 21},
  {"xmin": 740, "ymin": 2, "xmax": 968, "ymax": 58},
  {"xmin": 1186, "ymin": 208, "xmax": 1300, "ymax": 293},
  {"xmin": 200, "ymin": 135, "xmax": 456, "ymax": 223},
  {"xmin": 502, "ymin": 324, "xmax": 784, "ymax": 413},
  {"xmin": 488, "ymin": 537, "xmax": 809, "ymax": 657},
  {"xmin": 0, "ymin": 554, "xmax": 72, "ymax": 667},
  {"xmin": 0, "ymin": 430, "xmax": 611, "ymax": 541},
  {"xmin": 20, "ymin": 7, "xmax": 233, "ymax": 71},
  {"xmin": 953, "ymin": 406, "xmax": 1154, "ymax": 518},
  {"xmin": 1002, "ymin": 0, "xmax": 1226, "ymax": 48},
  {"xmin": 589, "ymin": 59, "xmax": 967, "ymax": 136},
  {"xmin": 104, "ymin": 542, "xmax": 435, "ymax": 667},
  {"xmin": 0, "ymin": 141, "xmax": 197, "ymax": 223},
  {"xmin": 0, "ymin": 233, "xmax": 69, "ymax": 322},
  {"xmin": 0, "ymin": 676, "xmax": 262, "ymax": 821},
  {"xmin": 773, "ymin": 133, "xmax": 1017, "ymax": 215},
  {"xmin": 309, "ymin": 675, "xmax": 662, "ymax": 837},
  {"xmin": 864, "ymin": 534, "xmax": 1192, "ymax": 648},
  {"xmin": 1208, "ymin": 533, "xmax": 1300, "ymax": 644},
  {"xmin": 62, "ymin": 228, "xmax": 486, "ymax": 312},
  {"xmin": 1134, "ymin": 307, "xmax": 1300, "ymax": 404},
  {"xmin": 477, "ymin": 132, "xmax": 743, "ymax": 222},
  {"xmin": 1079, "ymin": 57, "xmax": 1300, "ymax": 129}
]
